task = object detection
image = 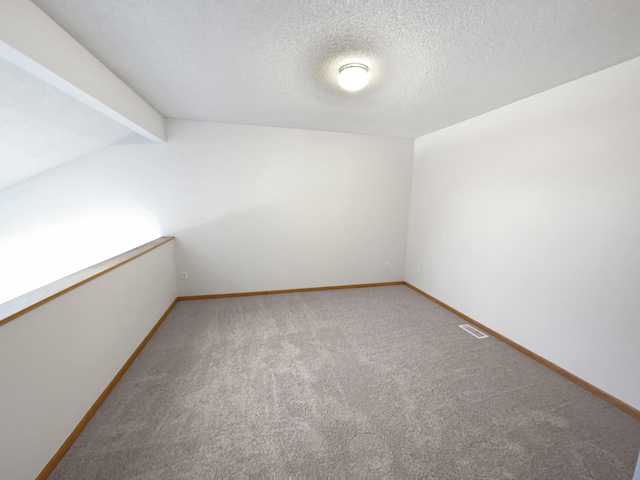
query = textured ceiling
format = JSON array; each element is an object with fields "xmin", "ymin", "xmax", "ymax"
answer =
[
  {"xmin": 0, "ymin": 58, "xmax": 134, "ymax": 190},
  {"xmin": 32, "ymin": 0, "xmax": 640, "ymax": 138}
]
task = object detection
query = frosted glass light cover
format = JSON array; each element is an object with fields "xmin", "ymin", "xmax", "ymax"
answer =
[{"xmin": 338, "ymin": 64, "xmax": 370, "ymax": 92}]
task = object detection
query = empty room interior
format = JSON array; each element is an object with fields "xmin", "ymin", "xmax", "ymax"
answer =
[{"xmin": 1, "ymin": 1, "xmax": 640, "ymax": 478}]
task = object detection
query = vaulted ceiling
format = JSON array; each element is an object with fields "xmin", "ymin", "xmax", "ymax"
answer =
[
  {"xmin": 34, "ymin": 0, "xmax": 640, "ymax": 138},
  {"xmin": 2, "ymin": 0, "xmax": 640, "ymax": 190},
  {"xmin": 0, "ymin": 57, "xmax": 133, "ymax": 190}
]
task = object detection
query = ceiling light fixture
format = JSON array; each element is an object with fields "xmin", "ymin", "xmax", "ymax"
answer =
[{"xmin": 338, "ymin": 63, "xmax": 370, "ymax": 92}]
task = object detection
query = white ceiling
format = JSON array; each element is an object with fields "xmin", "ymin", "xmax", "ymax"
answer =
[
  {"xmin": 33, "ymin": 0, "xmax": 640, "ymax": 139},
  {"xmin": 0, "ymin": 57, "xmax": 134, "ymax": 190}
]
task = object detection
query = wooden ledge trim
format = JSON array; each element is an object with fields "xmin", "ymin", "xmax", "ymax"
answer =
[
  {"xmin": 36, "ymin": 298, "xmax": 178, "ymax": 480},
  {"xmin": 177, "ymin": 281, "xmax": 405, "ymax": 301},
  {"xmin": 403, "ymin": 281, "xmax": 640, "ymax": 421},
  {"xmin": 0, "ymin": 237, "xmax": 175, "ymax": 327},
  {"xmin": 31, "ymin": 281, "xmax": 639, "ymax": 478}
]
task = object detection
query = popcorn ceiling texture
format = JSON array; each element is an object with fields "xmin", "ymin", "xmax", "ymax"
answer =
[
  {"xmin": 35, "ymin": 0, "xmax": 640, "ymax": 138},
  {"xmin": 0, "ymin": 58, "xmax": 133, "ymax": 190}
]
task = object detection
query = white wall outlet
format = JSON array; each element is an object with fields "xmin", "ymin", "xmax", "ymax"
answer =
[
  {"xmin": 181, "ymin": 271, "xmax": 188, "ymax": 280},
  {"xmin": 384, "ymin": 261, "xmax": 391, "ymax": 270},
  {"xmin": 416, "ymin": 266, "xmax": 421, "ymax": 275}
]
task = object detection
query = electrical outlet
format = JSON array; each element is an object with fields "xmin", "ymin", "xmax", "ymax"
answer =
[
  {"xmin": 384, "ymin": 261, "xmax": 391, "ymax": 270},
  {"xmin": 181, "ymin": 271, "xmax": 188, "ymax": 280},
  {"xmin": 416, "ymin": 266, "xmax": 421, "ymax": 275}
]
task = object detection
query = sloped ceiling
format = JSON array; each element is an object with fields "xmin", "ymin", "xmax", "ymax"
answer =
[
  {"xmin": 33, "ymin": 0, "xmax": 640, "ymax": 138},
  {"xmin": 0, "ymin": 57, "xmax": 134, "ymax": 190}
]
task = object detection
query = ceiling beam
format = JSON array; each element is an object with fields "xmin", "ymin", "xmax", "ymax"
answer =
[{"xmin": 0, "ymin": 0, "xmax": 165, "ymax": 142}]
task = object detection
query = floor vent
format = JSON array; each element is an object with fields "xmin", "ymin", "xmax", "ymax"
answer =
[{"xmin": 459, "ymin": 324, "xmax": 488, "ymax": 339}]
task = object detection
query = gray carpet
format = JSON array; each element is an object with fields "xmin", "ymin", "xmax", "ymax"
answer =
[{"xmin": 50, "ymin": 286, "xmax": 640, "ymax": 479}]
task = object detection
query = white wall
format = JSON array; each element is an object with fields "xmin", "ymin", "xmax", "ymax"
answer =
[
  {"xmin": 0, "ymin": 239, "xmax": 177, "ymax": 480},
  {"xmin": 166, "ymin": 121, "xmax": 413, "ymax": 294},
  {"xmin": 0, "ymin": 120, "xmax": 413, "ymax": 297},
  {"xmin": 0, "ymin": 180, "xmax": 162, "ymax": 303},
  {"xmin": 405, "ymin": 56, "xmax": 640, "ymax": 410}
]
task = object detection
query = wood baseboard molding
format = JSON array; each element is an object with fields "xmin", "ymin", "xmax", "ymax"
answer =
[
  {"xmin": 36, "ymin": 298, "xmax": 179, "ymax": 480},
  {"xmin": 36, "ymin": 279, "xmax": 638, "ymax": 480},
  {"xmin": 403, "ymin": 281, "xmax": 640, "ymax": 421},
  {"xmin": 177, "ymin": 281, "xmax": 405, "ymax": 301}
]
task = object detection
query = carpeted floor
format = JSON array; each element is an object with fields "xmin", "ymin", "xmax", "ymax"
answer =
[{"xmin": 50, "ymin": 285, "xmax": 640, "ymax": 479}]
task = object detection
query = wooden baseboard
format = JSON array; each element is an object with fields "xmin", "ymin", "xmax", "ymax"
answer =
[
  {"xmin": 403, "ymin": 281, "xmax": 640, "ymax": 421},
  {"xmin": 177, "ymin": 281, "xmax": 405, "ymax": 301},
  {"xmin": 37, "ymin": 279, "xmax": 638, "ymax": 480},
  {"xmin": 37, "ymin": 282, "xmax": 401, "ymax": 478},
  {"xmin": 36, "ymin": 298, "xmax": 179, "ymax": 480}
]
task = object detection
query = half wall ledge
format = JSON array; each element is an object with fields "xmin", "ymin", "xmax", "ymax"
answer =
[{"xmin": 0, "ymin": 236, "xmax": 175, "ymax": 326}]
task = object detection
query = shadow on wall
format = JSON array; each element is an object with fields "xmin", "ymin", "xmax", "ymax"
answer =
[{"xmin": 172, "ymin": 199, "xmax": 399, "ymax": 296}]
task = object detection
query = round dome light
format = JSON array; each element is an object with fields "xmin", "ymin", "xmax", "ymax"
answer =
[{"xmin": 338, "ymin": 63, "xmax": 370, "ymax": 92}]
